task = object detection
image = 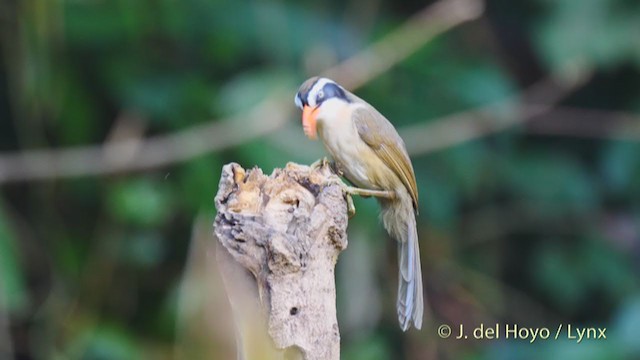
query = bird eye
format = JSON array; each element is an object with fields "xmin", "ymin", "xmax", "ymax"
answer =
[{"xmin": 317, "ymin": 90, "xmax": 324, "ymax": 100}]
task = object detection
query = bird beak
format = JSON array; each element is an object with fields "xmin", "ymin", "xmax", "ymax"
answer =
[{"xmin": 302, "ymin": 105, "xmax": 319, "ymax": 140}]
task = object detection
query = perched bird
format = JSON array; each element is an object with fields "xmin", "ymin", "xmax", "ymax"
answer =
[{"xmin": 294, "ymin": 77, "xmax": 423, "ymax": 331}]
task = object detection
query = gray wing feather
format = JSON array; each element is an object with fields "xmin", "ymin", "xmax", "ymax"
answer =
[{"xmin": 351, "ymin": 106, "xmax": 419, "ymax": 211}]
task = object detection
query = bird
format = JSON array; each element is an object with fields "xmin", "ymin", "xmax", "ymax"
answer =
[{"xmin": 294, "ymin": 76, "xmax": 423, "ymax": 331}]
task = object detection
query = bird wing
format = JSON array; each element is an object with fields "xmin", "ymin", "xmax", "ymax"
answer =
[{"xmin": 352, "ymin": 105, "xmax": 419, "ymax": 211}]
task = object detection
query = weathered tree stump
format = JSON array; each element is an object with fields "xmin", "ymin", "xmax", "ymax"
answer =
[{"xmin": 214, "ymin": 162, "xmax": 348, "ymax": 360}]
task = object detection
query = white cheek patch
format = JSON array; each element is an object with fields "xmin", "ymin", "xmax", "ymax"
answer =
[{"xmin": 316, "ymin": 98, "xmax": 348, "ymax": 125}]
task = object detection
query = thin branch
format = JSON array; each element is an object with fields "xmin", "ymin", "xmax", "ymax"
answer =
[
  {"xmin": 0, "ymin": 96, "xmax": 290, "ymax": 182},
  {"xmin": 0, "ymin": 0, "xmax": 484, "ymax": 184},
  {"xmin": 525, "ymin": 106, "xmax": 640, "ymax": 141},
  {"xmin": 402, "ymin": 67, "xmax": 594, "ymax": 156}
]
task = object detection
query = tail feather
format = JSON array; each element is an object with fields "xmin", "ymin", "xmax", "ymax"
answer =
[
  {"xmin": 381, "ymin": 189, "xmax": 423, "ymax": 331},
  {"xmin": 398, "ymin": 236, "xmax": 414, "ymax": 282}
]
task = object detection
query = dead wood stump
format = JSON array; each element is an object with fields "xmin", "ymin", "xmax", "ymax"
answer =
[{"xmin": 214, "ymin": 162, "xmax": 348, "ymax": 360}]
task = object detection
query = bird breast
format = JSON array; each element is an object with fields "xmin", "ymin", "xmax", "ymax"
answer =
[{"xmin": 317, "ymin": 103, "xmax": 396, "ymax": 191}]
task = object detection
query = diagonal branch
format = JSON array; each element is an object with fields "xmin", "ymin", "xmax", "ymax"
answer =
[{"xmin": 323, "ymin": 0, "xmax": 484, "ymax": 90}]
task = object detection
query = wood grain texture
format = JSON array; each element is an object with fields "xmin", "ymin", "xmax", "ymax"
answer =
[{"xmin": 214, "ymin": 162, "xmax": 348, "ymax": 360}]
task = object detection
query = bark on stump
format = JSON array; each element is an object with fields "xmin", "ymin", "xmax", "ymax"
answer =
[{"xmin": 214, "ymin": 162, "xmax": 348, "ymax": 360}]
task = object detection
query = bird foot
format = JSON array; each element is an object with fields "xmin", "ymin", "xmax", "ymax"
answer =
[
  {"xmin": 344, "ymin": 186, "xmax": 396, "ymax": 200},
  {"xmin": 346, "ymin": 193, "xmax": 356, "ymax": 218},
  {"xmin": 324, "ymin": 178, "xmax": 396, "ymax": 218},
  {"xmin": 313, "ymin": 157, "xmax": 395, "ymax": 217},
  {"xmin": 322, "ymin": 176, "xmax": 357, "ymax": 217}
]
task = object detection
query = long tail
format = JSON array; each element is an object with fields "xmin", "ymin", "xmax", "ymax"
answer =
[{"xmin": 381, "ymin": 188, "xmax": 423, "ymax": 331}]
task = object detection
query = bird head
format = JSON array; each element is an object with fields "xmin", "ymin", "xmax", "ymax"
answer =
[{"xmin": 294, "ymin": 77, "xmax": 350, "ymax": 140}]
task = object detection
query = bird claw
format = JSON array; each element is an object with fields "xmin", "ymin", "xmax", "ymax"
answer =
[
  {"xmin": 322, "ymin": 175, "xmax": 357, "ymax": 218},
  {"xmin": 310, "ymin": 157, "xmax": 331, "ymax": 171},
  {"xmin": 313, "ymin": 158, "xmax": 393, "ymax": 217},
  {"xmin": 311, "ymin": 157, "xmax": 344, "ymax": 177},
  {"xmin": 345, "ymin": 193, "xmax": 356, "ymax": 218},
  {"xmin": 329, "ymin": 161, "xmax": 344, "ymax": 177}
]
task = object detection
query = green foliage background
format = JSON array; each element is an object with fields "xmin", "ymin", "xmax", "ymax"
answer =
[{"xmin": 1, "ymin": 0, "xmax": 640, "ymax": 359}]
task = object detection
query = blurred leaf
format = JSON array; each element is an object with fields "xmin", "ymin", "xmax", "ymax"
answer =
[
  {"xmin": 611, "ymin": 297, "xmax": 640, "ymax": 356},
  {"xmin": 449, "ymin": 63, "xmax": 516, "ymax": 110},
  {"xmin": 532, "ymin": 237, "xmax": 634, "ymax": 311},
  {"xmin": 531, "ymin": 240, "xmax": 586, "ymax": 311},
  {"xmin": 351, "ymin": 196, "xmax": 382, "ymax": 228},
  {"xmin": 54, "ymin": 235, "xmax": 83, "ymax": 279},
  {"xmin": 536, "ymin": 0, "xmax": 640, "ymax": 69},
  {"xmin": 419, "ymin": 170, "xmax": 458, "ymax": 228},
  {"xmin": 442, "ymin": 142, "xmax": 492, "ymax": 196},
  {"xmin": 343, "ymin": 335, "xmax": 391, "ymax": 360},
  {"xmin": 236, "ymin": 139, "xmax": 292, "ymax": 174},
  {"xmin": 179, "ymin": 156, "xmax": 223, "ymax": 211},
  {"xmin": 580, "ymin": 236, "xmax": 636, "ymax": 298},
  {"xmin": 108, "ymin": 179, "xmax": 172, "ymax": 226},
  {"xmin": 121, "ymin": 232, "xmax": 166, "ymax": 268},
  {"xmin": 64, "ymin": 3, "xmax": 128, "ymax": 47},
  {"xmin": 54, "ymin": 67, "xmax": 101, "ymax": 145},
  {"xmin": 68, "ymin": 325, "xmax": 141, "ymax": 360},
  {"xmin": 599, "ymin": 141, "xmax": 640, "ymax": 194},
  {"xmin": 504, "ymin": 153, "xmax": 597, "ymax": 215},
  {"xmin": 0, "ymin": 203, "xmax": 28, "ymax": 312},
  {"xmin": 540, "ymin": 338, "xmax": 622, "ymax": 360},
  {"xmin": 116, "ymin": 74, "xmax": 205, "ymax": 125},
  {"xmin": 487, "ymin": 331, "xmax": 623, "ymax": 360},
  {"xmin": 216, "ymin": 70, "xmax": 295, "ymax": 115},
  {"xmin": 366, "ymin": 47, "xmax": 517, "ymax": 125}
]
